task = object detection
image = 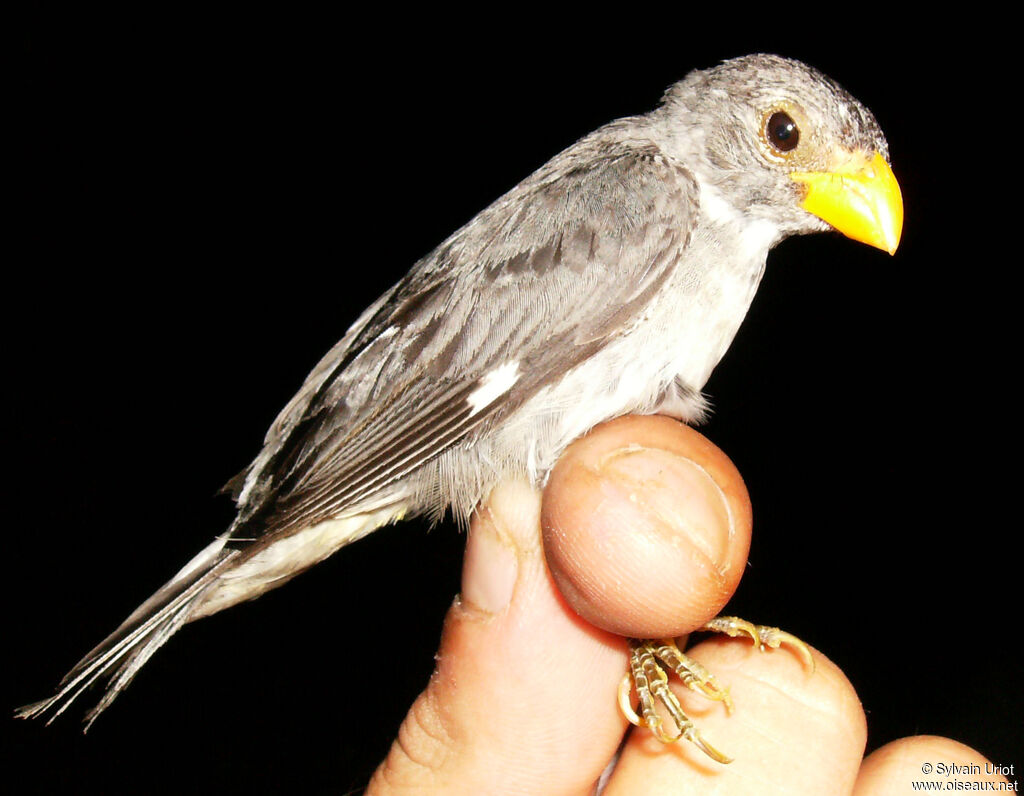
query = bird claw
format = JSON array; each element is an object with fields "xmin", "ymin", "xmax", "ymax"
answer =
[
  {"xmin": 619, "ymin": 616, "xmax": 813, "ymax": 763},
  {"xmin": 619, "ymin": 642, "xmax": 733, "ymax": 764},
  {"xmin": 702, "ymin": 616, "xmax": 815, "ymax": 671}
]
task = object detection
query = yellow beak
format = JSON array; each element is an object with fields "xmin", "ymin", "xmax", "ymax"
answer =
[{"xmin": 790, "ymin": 151, "xmax": 903, "ymax": 255}]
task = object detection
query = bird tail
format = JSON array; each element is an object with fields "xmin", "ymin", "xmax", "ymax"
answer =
[{"xmin": 16, "ymin": 536, "xmax": 237, "ymax": 731}]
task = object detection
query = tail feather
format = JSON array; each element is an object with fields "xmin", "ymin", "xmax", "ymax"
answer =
[
  {"xmin": 16, "ymin": 541, "xmax": 238, "ymax": 730},
  {"xmin": 17, "ymin": 508, "xmax": 401, "ymax": 729}
]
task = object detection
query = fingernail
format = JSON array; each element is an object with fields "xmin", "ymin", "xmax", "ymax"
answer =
[
  {"xmin": 461, "ymin": 481, "xmax": 539, "ymax": 615},
  {"xmin": 598, "ymin": 445, "xmax": 734, "ymax": 573},
  {"xmin": 462, "ymin": 518, "xmax": 519, "ymax": 615}
]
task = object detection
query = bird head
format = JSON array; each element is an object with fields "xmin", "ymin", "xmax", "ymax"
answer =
[{"xmin": 659, "ymin": 54, "xmax": 903, "ymax": 255}]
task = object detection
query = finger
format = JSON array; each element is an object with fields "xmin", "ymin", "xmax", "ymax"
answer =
[
  {"xmin": 542, "ymin": 415, "xmax": 752, "ymax": 638},
  {"xmin": 605, "ymin": 640, "xmax": 864, "ymax": 793},
  {"xmin": 368, "ymin": 478, "xmax": 627, "ymax": 795},
  {"xmin": 855, "ymin": 736, "xmax": 1015, "ymax": 794}
]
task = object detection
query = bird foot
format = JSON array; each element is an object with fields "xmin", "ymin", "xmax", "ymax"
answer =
[{"xmin": 618, "ymin": 616, "xmax": 813, "ymax": 764}]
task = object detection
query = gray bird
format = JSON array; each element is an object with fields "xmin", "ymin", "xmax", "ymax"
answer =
[{"xmin": 18, "ymin": 54, "xmax": 902, "ymax": 759}]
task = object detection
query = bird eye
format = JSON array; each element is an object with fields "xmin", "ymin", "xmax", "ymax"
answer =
[{"xmin": 765, "ymin": 111, "xmax": 800, "ymax": 153}]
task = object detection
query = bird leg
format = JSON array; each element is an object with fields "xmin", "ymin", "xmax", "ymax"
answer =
[
  {"xmin": 618, "ymin": 638, "xmax": 734, "ymax": 763},
  {"xmin": 618, "ymin": 616, "xmax": 814, "ymax": 764}
]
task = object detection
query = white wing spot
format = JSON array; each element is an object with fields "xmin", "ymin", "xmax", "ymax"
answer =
[{"xmin": 467, "ymin": 361, "xmax": 521, "ymax": 416}]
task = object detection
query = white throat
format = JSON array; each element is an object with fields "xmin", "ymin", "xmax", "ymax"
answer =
[{"xmin": 698, "ymin": 181, "xmax": 782, "ymax": 261}]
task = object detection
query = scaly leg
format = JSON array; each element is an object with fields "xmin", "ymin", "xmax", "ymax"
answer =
[{"xmin": 618, "ymin": 616, "xmax": 813, "ymax": 763}]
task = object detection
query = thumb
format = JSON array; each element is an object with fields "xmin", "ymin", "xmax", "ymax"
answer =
[{"xmin": 542, "ymin": 415, "xmax": 752, "ymax": 638}]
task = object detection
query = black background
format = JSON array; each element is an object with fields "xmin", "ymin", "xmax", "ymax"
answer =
[{"xmin": 5, "ymin": 9, "xmax": 1021, "ymax": 794}]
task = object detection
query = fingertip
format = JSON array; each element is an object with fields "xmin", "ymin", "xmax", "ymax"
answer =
[
  {"xmin": 855, "ymin": 736, "xmax": 1015, "ymax": 794},
  {"xmin": 541, "ymin": 416, "xmax": 751, "ymax": 638}
]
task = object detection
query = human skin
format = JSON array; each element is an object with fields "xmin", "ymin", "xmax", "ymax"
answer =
[{"xmin": 367, "ymin": 416, "xmax": 1008, "ymax": 795}]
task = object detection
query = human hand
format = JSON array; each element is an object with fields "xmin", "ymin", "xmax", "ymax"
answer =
[{"xmin": 367, "ymin": 416, "xmax": 1009, "ymax": 794}]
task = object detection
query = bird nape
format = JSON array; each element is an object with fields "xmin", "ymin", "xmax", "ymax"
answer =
[{"xmin": 17, "ymin": 54, "xmax": 901, "ymax": 763}]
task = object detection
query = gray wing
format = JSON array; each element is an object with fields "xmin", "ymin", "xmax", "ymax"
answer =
[{"xmin": 230, "ymin": 122, "xmax": 699, "ymax": 542}]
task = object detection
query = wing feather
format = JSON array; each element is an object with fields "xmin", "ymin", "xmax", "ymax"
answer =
[{"xmin": 231, "ymin": 122, "xmax": 698, "ymax": 544}]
